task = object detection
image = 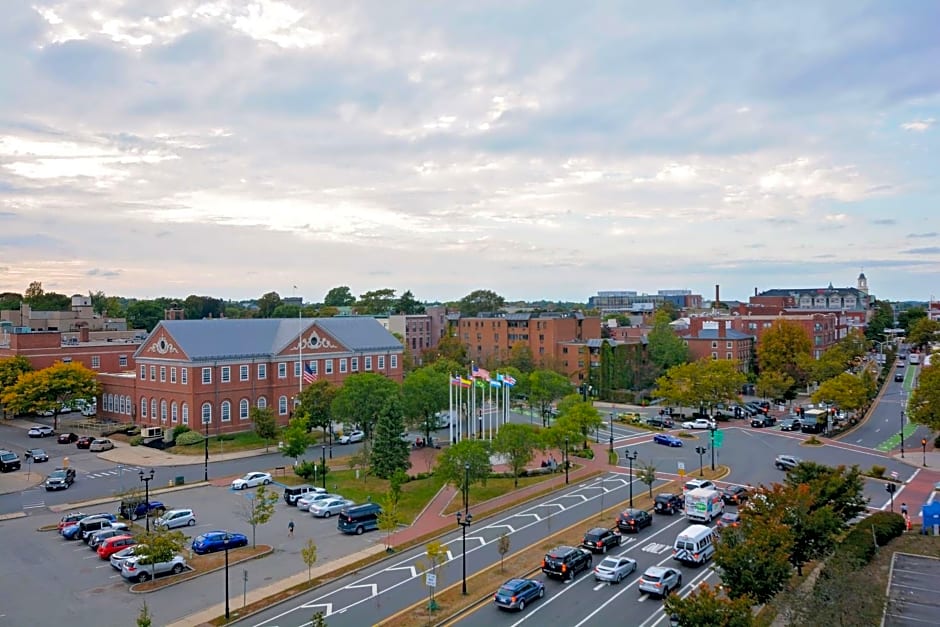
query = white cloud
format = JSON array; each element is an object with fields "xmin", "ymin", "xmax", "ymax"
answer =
[{"xmin": 901, "ymin": 118, "xmax": 935, "ymax": 132}]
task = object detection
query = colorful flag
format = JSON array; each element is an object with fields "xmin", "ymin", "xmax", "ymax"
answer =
[
  {"xmin": 459, "ymin": 377, "xmax": 472, "ymax": 388},
  {"xmin": 450, "ymin": 376, "xmax": 462, "ymax": 386},
  {"xmin": 503, "ymin": 374, "xmax": 516, "ymax": 386},
  {"xmin": 490, "ymin": 379, "xmax": 502, "ymax": 388},
  {"xmin": 471, "ymin": 365, "xmax": 490, "ymax": 379},
  {"xmin": 474, "ymin": 378, "xmax": 486, "ymax": 389},
  {"xmin": 496, "ymin": 373, "xmax": 504, "ymax": 382},
  {"xmin": 303, "ymin": 363, "xmax": 317, "ymax": 384}
]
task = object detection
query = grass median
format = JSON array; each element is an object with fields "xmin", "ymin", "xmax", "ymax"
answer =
[
  {"xmin": 378, "ymin": 466, "xmax": 730, "ymax": 627},
  {"xmin": 132, "ymin": 544, "xmax": 272, "ymax": 593}
]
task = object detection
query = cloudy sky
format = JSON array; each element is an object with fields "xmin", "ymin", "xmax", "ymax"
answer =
[{"xmin": 1, "ymin": 1, "xmax": 938, "ymax": 304}]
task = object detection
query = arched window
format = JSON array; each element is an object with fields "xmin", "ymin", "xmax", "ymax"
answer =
[
  {"xmin": 150, "ymin": 399, "xmax": 157, "ymax": 422},
  {"xmin": 201, "ymin": 402, "xmax": 212, "ymax": 425},
  {"xmin": 141, "ymin": 397, "xmax": 148, "ymax": 418},
  {"xmin": 171, "ymin": 401, "xmax": 178, "ymax": 423},
  {"xmin": 182, "ymin": 403, "xmax": 189, "ymax": 425},
  {"xmin": 119, "ymin": 396, "xmax": 125, "ymax": 414},
  {"xmin": 257, "ymin": 396, "xmax": 267, "ymax": 409},
  {"xmin": 160, "ymin": 400, "xmax": 168, "ymax": 423},
  {"xmin": 278, "ymin": 395, "xmax": 288, "ymax": 416},
  {"xmin": 125, "ymin": 396, "xmax": 132, "ymax": 415},
  {"xmin": 239, "ymin": 399, "xmax": 250, "ymax": 420},
  {"xmin": 221, "ymin": 400, "xmax": 231, "ymax": 422}
]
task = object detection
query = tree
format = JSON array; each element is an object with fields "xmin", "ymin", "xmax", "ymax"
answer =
[
  {"xmin": 0, "ymin": 356, "xmax": 33, "ymax": 418},
  {"xmin": 0, "ymin": 291, "xmax": 22, "ymax": 311},
  {"xmin": 271, "ymin": 303, "xmax": 301, "ymax": 318},
  {"xmin": 756, "ymin": 320, "xmax": 813, "ymax": 395},
  {"xmin": 428, "ymin": 333, "xmax": 467, "ymax": 366},
  {"xmin": 24, "ymin": 281, "xmax": 44, "ymax": 302},
  {"xmin": 423, "ymin": 540, "xmax": 448, "ymax": 607},
  {"xmin": 497, "ymin": 533, "xmax": 511, "ymax": 572},
  {"xmin": 237, "ymin": 484, "xmax": 279, "ymax": 548},
  {"xmin": 137, "ymin": 601, "xmax": 153, "ymax": 627},
  {"xmin": 554, "ymin": 395, "xmax": 603, "ymax": 449},
  {"xmin": 910, "ymin": 362, "xmax": 940, "ymax": 430},
  {"xmin": 784, "ymin": 461, "xmax": 867, "ymax": 524},
  {"xmin": 331, "ymin": 373, "xmax": 400, "ymax": 438},
  {"xmin": 356, "ymin": 288, "xmax": 397, "ymax": 315},
  {"xmin": 126, "ymin": 300, "xmax": 166, "ymax": 331},
  {"xmin": 297, "ymin": 379, "xmax": 338, "ymax": 437},
  {"xmin": 182, "ymin": 294, "xmax": 224, "ymax": 320},
  {"xmin": 1, "ymin": 361, "xmax": 100, "ymax": 430},
  {"xmin": 301, "ymin": 539, "xmax": 318, "ymax": 581},
  {"xmin": 647, "ymin": 310, "xmax": 690, "ymax": 372},
  {"xmin": 133, "ymin": 527, "xmax": 188, "ymax": 567},
  {"xmin": 323, "ymin": 286, "xmax": 356, "ymax": 307},
  {"xmin": 714, "ymin": 515, "xmax": 793, "ymax": 604},
  {"xmin": 491, "ymin": 423, "xmax": 540, "ymax": 487},
  {"xmin": 907, "ymin": 317, "xmax": 940, "ymax": 351},
  {"xmin": 256, "ymin": 291, "xmax": 282, "ymax": 318},
  {"xmin": 663, "ymin": 583, "xmax": 754, "ymax": 627},
  {"xmin": 898, "ymin": 307, "xmax": 927, "ymax": 332},
  {"xmin": 507, "ymin": 341, "xmax": 535, "ymax": 373},
  {"xmin": 457, "ymin": 289, "xmax": 505, "ymax": 316},
  {"xmin": 251, "ymin": 406, "xmax": 278, "ymax": 452},
  {"xmin": 654, "ymin": 359, "xmax": 745, "ymax": 413},
  {"xmin": 637, "ymin": 462, "xmax": 657, "ymax": 497},
  {"xmin": 370, "ymin": 393, "xmax": 411, "ymax": 479},
  {"xmin": 786, "ymin": 552, "xmax": 884, "ymax": 627},
  {"xmin": 402, "ymin": 366, "xmax": 449, "ymax": 439},
  {"xmin": 395, "ymin": 290, "xmax": 425, "ymax": 315},
  {"xmin": 280, "ymin": 418, "xmax": 311, "ymax": 463},
  {"xmin": 756, "ymin": 370, "xmax": 794, "ymax": 402},
  {"xmin": 377, "ymin": 492, "xmax": 402, "ymax": 550},
  {"xmin": 527, "ymin": 369, "xmax": 572, "ymax": 426},
  {"xmin": 811, "ymin": 372, "xmax": 870, "ymax": 413},
  {"xmin": 310, "ymin": 612, "xmax": 328, "ymax": 627},
  {"xmin": 865, "ymin": 299, "xmax": 894, "ymax": 342},
  {"xmin": 435, "ymin": 439, "xmax": 492, "ymax": 493}
]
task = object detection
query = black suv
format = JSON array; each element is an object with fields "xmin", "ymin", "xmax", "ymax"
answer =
[
  {"xmin": 646, "ymin": 416, "xmax": 674, "ymax": 428},
  {"xmin": 0, "ymin": 450, "xmax": 21, "ymax": 472},
  {"xmin": 44, "ymin": 467, "xmax": 76, "ymax": 490},
  {"xmin": 751, "ymin": 415, "xmax": 775, "ymax": 428},
  {"xmin": 581, "ymin": 527, "xmax": 623, "ymax": 553},
  {"xmin": 654, "ymin": 493, "xmax": 683, "ymax": 515},
  {"xmin": 542, "ymin": 545, "xmax": 592, "ymax": 580}
]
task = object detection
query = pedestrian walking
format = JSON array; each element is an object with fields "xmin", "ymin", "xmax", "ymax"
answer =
[
  {"xmin": 288, "ymin": 520, "xmax": 294, "ymax": 537},
  {"xmin": 901, "ymin": 502, "xmax": 908, "ymax": 516}
]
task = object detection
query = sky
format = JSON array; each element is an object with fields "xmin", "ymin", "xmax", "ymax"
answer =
[{"xmin": 1, "ymin": 1, "xmax": 938, "ymax": 304}]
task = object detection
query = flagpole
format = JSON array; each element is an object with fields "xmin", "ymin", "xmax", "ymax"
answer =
[
  {"xmin": 457, "ymin": 377, "xmax": 462, "ymax": 441},
  {"xmin": 296, "ymin": 286, "xmax": 303, "ymax": 397},
  {"xmin": 449, "ymin": 374, "xmax": 454, "ymax": 444}
]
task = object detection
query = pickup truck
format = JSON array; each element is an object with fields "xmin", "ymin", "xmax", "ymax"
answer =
[
  {"xmin": 541, "ymin": 545, "xmax": 592, "ymax": 581},
  {"xmin": 120, "ymin": 554, "xmax": 187, "ymax": 582},
  {"xmin": 119, "ymin": 500, "xmax": 166, "ymax": 520}
]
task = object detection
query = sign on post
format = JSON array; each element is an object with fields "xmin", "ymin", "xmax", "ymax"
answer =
[
  {"xmin": 677, "ymin": 461, "xmax": 686, "ymax": 477},
  {"xmin": 713, "ymin": 430, "xmax": 724, "ymax": 448},
  {"xmin": 425, "ymin": 573, "xmax": 437, "ymax": 588}
]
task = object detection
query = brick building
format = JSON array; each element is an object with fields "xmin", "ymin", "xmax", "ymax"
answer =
[
  {"xmin": 96, "ymin": 317, "xmax": 403, "ymax": 433},
  {"xmin": 455, "ymin": 312, "xmax": 601, "ymax": 368},
  {"xmin": 1, "ymin": 295, "xmax": 131, "ymax": 332},
  {"xmin": 681, "ymin": 321, "xmax": 755, "ymax": 371},
  {"xmin": 0, "ymin": 326, "xmax": 142, "ymax": 372},
  {"xmin": 687, "ymin": 312, "xmax": 840, "ymax": 359}
]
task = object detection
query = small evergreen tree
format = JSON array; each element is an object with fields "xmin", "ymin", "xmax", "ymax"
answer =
[{"xmin": 370, "ymin": 394, "xmax": 411, "ymax": 479}]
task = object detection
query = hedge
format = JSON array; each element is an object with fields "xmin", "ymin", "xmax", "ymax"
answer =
[
  {"xmin": 175, "ymin": 430, "xmax": 205, "ymax": 446},
  {"xmin": 821, "ymin": 512, "xmax": 905, "ymax": 578}
]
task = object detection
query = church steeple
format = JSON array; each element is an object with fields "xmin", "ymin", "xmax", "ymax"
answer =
[{"xmin": 857, "ymin": 270, "xmax": 868, "ymax": 295}]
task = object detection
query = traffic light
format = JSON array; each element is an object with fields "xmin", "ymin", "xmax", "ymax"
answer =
[{"xmin": 885, "ymin": 483, "xmax": 897, "ymax": 494}]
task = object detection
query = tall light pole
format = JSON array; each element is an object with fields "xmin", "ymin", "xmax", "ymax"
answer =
[
  {"xmin": 223, "ymin": 533, "xmax": 231, "ymax": 621},
  {"xmin": 456, "ymin": 463, "xmax": 472, "ymax": 595},
  {"xmin": 204, "ymin": 415, "xmax": 210, "ymax": 482},
  {"xmin": 900, "ymin": 410, "xmax": 905, "ymax": 458},
  {"xmin": 608, "ymin": 412, "xmax": 614, "ymax": 454},
  {"xmin": 563, "ymin": 436, "xmax": 569, "ymax": 485},
  {"xmin": 138, "ymin": 469, "xmax": 154, "ymax": 532},
  {"xmin": 923, "ymin": 438, "xmax": 929, "ymax": 467},
  {"xmin": 624, "ymin": 450, "xmax": 638, "ymax": 507},
  {"xmin": 709, "ymin": 426, "xmax": 716, "ymax": 471},
  {"xmin": 321, "ymin": 445, "xmax": 327, "ymax": 490}
]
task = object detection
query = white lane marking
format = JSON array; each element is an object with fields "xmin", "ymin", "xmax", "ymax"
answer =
[
  {"xmin": 487, "ymin": 524, "xmax": 516, "ymax": 533},
  {"xmin": 593, "ymin": 582, "xmax": 606, "ymax": 591},
  {"xmin": 342, "ymin": 583, "xmax": 377, "ymax": 597}
]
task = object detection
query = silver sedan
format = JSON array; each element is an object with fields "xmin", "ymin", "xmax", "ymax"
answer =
[
  {"xmin": 593, "ymin": 556, "xmax": 637, "ymax": 583},
  {"xmin": 310, "ymin": 498, "xmax": 354, "ymax": 518}
]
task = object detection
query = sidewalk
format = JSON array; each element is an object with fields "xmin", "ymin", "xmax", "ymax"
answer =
[{"xmin": 0, "ymin": 469, "xmax": 45, "ymax": 495}]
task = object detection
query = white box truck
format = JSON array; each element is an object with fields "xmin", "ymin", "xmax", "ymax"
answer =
[{"xmin": 685, "ymin": 487, "xmax": 723, "ymax": 522}]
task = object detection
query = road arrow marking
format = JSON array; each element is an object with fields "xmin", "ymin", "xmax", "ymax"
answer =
[{"xmin": 343, "ymin": 584, "xmax": 378, "ymax": 597}]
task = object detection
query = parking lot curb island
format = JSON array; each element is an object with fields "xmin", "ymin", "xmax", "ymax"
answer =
[
  {"xmin": 129, "ymin": 545, "xmax": 274, "ymax": 594},
  {"xmin": 48, "ymin": 480, "xmax": 211, "ymax": 513}
]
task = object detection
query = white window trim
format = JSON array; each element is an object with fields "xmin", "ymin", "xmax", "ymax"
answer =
[
  {"xmin": 170, "ymin": 367, "xmax": 177, "ymax": 384},
  {"xmin": 239, "ymin": 399, "xmax": 250, "ymax": 420},
  {"xmin": 150, "ymin": 366, "xmax": 156, "ymax": 381},
  {"xmin": 278, "ymin": 396, "xmax": 288, "ymax": 416},
  {"xmin": 351, "ymin": 357, "xmax": 359, "ymax": 372},
  {"xmin": 182, "ymin": 403, "xmax": 189, "ymax": 425},
  {"xmin": 365, "ymin": 356, "xmax": 372, "ymax": 371},
  {"xmin": 240, "ymin": 365, "xmax": 249, "ymax": 381},
  {"xmin": 258, "ymin": 363, "xmax": 267, "ymax": 380},
  {"xmin": 141, "ymin": 398, "xmax": 147, "ymax": 418},
  {"xmin": 202, "ymin": 367, "xmax": 212, "ymax": 384},
  {"xmin": 201, "ymin": 403, "xmax": 212, "ymax": 425},
  {"xmin": 339, "ymin": 358, "xmax": 347, "ymax": 373},
  {"xmin": 160, "ymin": 366, "xmax": 166, "ymax": 382},
  {"xmin": 221, "ymin": 400, "xmax": 231, "ymax": 422},
  {"xmin": 140, "ymin": 365, "xmax": 146, "ymax": 380},
  {"xmin": 325, "ymin": 359, "xmax": 333, "ymax": 375},
  {"xmin": 221, "ymin": 366, "xmax": 231, "ymax": 383},
  {"xmin": 390, "ymin": 354, "xmax": 398, "ymax": 369},
  {"xmin": 294, "ymin": 361, "xmax": 301, "ymax": 378},
  {"xmin": 377, "ymin": 355, "xmax": 385, "ymax": 369},
  {"xmin": 278, "ymin": 363, "xmax": 287, "ymax": 379},
  {"xmin": 181, "ymin": 368, "xmax": 188, "ymax": 385}
]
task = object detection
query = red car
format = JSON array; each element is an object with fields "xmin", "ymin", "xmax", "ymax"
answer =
[
  {"xmin": 76, "ymin": 436, "xmax": 95, "ymax": 449},
  {"xmin": 98, "ymin": 535, "xmax": 136, "ymax": 559},
  {"xmin": 58, "ymin": 512, "xmax": 87, "ymax": 531}
]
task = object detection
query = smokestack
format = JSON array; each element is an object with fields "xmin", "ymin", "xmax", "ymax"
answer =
[
  {"xmin": 754, "ymin": 287, "xmax": 758, "ymax": 297},
  {"xmin": 715, "ymin": 284, "xmax": 720, "ymax": 305}
]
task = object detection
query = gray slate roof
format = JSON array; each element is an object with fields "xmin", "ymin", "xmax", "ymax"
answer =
[{"xmin": 140, "ymin": 318, "xmax": 401, "ymax": 361}]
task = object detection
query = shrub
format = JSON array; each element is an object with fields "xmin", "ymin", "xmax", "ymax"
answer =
[
  {"xmin": 294, "ymin": 460, "xmax": 317, "ymax": 480},
  {"xmin": 822, "ymin": 512, "xmax": 905, "ymax": 579},
  {"xmin": 175, "ymin": 431, "xmax": 205, "ymax": 446},
  {"xmin": 129, "ymin": 436, "xmax": 143, "ymax": 446},
  {"xmin": 869, "ymin": 465, "xmax": 886, "ymax": 479},
  {"xmin": 571, "ymin": 448, "xmax": 594, "ymax": 459},
  {"xmin": 172, "ymin": 425, "xmax": 191, "ymax": 439}
]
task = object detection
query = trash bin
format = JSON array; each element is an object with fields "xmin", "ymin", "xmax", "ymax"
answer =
[{"xmin": 175, "ymin": 476, "xmax": 184, "ymax": 486}]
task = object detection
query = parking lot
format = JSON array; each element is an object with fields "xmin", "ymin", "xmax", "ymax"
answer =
[
  {"xmin": 884, "ymin": 552, "xmax": 940, "ymax": 626},
  {"xmin": 0, "ymin": 481, "xmax": 383, "ymax": 627}
]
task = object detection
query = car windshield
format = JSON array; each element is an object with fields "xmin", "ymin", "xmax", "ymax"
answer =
[{"xmin": 50, "ymin": 470, "xmax": 65, "ymax": 477}]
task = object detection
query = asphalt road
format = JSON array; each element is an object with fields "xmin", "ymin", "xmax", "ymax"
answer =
[{"xmin": 244, "ymin": 473, "xmax": 657, "ymax": 627}]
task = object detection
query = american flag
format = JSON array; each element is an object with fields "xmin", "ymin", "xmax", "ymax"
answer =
[
  {"xmin": 471, "ymin": 365, "xmax": 490, "ymax": 379},
  {"xmin": 303, "ymin": 363, "xmax": 318, "ymax": 384}
]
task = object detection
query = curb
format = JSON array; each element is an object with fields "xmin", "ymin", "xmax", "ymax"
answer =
[
  {"xmin": 129, "ymin": 545, "xmax": 274, "ymax": 594},
  {"xmin": 0, "ymin": 472, "xmax": 47, "ymax": 496},
  {"xmin": 49, "ymin": 481, "xmax": 211, "ymax": 513},
  {"xmin": 0, "ymin": 512, "xmax": 27, "ymax": 521}
]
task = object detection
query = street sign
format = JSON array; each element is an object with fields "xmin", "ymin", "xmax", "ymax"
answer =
[
  {"xmin": 677, "ymin": 461, "xmax": 686, "ymax": 476},
  {"xmin": 713, "ymin": 430, "xmax": 724, "ymax": 448},
  {"xmin": 426, "ymin": 573, "xmax": 437, "ymax": 588}
]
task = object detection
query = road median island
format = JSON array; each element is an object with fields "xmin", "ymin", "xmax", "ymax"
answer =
[
  {"xmin": 377, "ymin": 466, "xmax": 730, "ymax": 627},
  {"xmin": 130, "ymin": 544, "xmax": 273, "ymax": 593}
]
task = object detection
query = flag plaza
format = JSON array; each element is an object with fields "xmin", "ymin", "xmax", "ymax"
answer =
[{"xmin": 447, "ymin": 365, "xmax": 516, "ymax": 444}]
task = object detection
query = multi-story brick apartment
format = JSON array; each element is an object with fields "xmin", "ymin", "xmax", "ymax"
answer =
[
  {"xmin": 687, "ymin": 312, "xmax": 840, "ymax": 359},
  {"xmin": 739, "ymin": 276, "xmax": 872, "ymax": 337},
  {"xmin": 681, "ymin": 321, "xmax": 755, "ymax": 371},
  {"xmin": 561, "ymin": 337, "xmax": 646, "ymax": 384},
  {"xmin": 1, "ymin": 295, "xmax": 131, "ymax": 332},
  {"xmin": 455, "ymin": 312, "xmax": 601, "ymax": 368},
  {"xmin": 96, "ymin": 317, "xmax": 403, "ymax": 434}
]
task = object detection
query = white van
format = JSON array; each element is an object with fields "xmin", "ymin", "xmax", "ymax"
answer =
[{"xmin": 673, "ymin": 524, "xmax": 716, "ymax": 566}]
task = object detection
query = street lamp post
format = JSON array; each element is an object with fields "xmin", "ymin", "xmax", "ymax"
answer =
[
  {"xmin": 321, "ymin": 445, "xmax": 327, "ymax": 490},
  {"xmin": 609, "ymin": 412, "xmax": 614, "ymax": 454},
  {"xmin": 923, "ymin": 438, "xmax": 929, "ymax": 467},
  {"xmin": 456, "ymin": 463, "xmax": 472, "ymax": 595},
  {"xmin": 563, "ymin": 436, "xmax": 569, "ymax": 485},
  {"xmin": 624, "ymin": 450, "xmax": 638, "ymax": 507},
  {"xmin": 709, "ymin": 427, "xmax": 716, "ymax": 471},
  {"xmin": 204, "ymin": 416, "xmax": 210, "ymax": 482},
  {"xmin": 900, "ymin": 410, "xmax": 905, "ymax": 458},
  {"xmin": 695, "ymin": 446, "xmax": 707, "ymax": 477},
  {"xmin": 138, "ymin": 469, "xmax": 154, "ymax": 532},
  {"xmin": 223, "ymin": 534, "xmax": 231, "ymax": 621}
]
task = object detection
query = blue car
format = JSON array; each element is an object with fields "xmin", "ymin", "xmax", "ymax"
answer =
[
  {"xmin": 192, "ymin": 531, "xmax": 249, "ymax": 555},
  {"xmin": 653, "ymin": 433, "xmax": 683, "ymax": 447},
  {"xmin": 494, "ymin": 578, "xmax": 544, "ymax": 611}
]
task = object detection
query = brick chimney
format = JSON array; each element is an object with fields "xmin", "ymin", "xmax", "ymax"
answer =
[{"xmin": 79, "ymin": 326, "xmax": 90, "ymax": 342}]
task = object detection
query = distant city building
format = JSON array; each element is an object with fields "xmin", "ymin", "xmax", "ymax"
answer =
[
  {"xmin": 1, "ymin": 295, "xmax": 130, "ymax": 332},
  {"xmin": 687, "ymin": 312, "xmax": 841, "ymax": 359},
  {"xmin": 0, "ymin": 326, "xmax": 143, "ymax": 372},
  {"xmin": 681, "ymin": 321, "xmax": 755, "ymax": 371},
  {"xmin": 589, "ymin": 290, "xmax": 703, "ymax": 314}
]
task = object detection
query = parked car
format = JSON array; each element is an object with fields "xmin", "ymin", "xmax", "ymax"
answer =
[
  {"xmin": 297, "ymin": 493, "xmax": 341, "ymax": 512},
  {"xmin": 154, "ymin": 509, "xmax": 196, "ymax": 529},
  {"xmin": 24, "ymin": 448, "xmax": 49, "ymax": 462},
  {"xmin": 683, "ymin": 479, "xmax": 715, "ymax": 494},
  {"xmin": 83, "ymin": 520, "xmax": 129, "ymax": 544},
  {"xmin": 88, "ymin": 525, "xmax": 131, "ymax": 549},
  {"xmin": 97, "ymin": 535, "xmax": 136, "ymax": 559},
  {"xmin": 750, "ymin": 415, "xmax": 773, "ymax": 428},
  {"xmin": 654, "ymin": 493, "xmax": 683, "ymax": 515},
  {"xmin": 27, "ymin": 425, "xmax": 55, "ymax": 438},
  {"xmin": 716, "ymin": 511, "xmax": 741, "ymax": 529},
  {"xmin": 57, "ymin": 432, "xmax": 79, "ymax": 444},
  {"xmin": 231, "ymin": 472, "xmax": 272, "ymax": 490},
  {"xmin": 192, "ymin": 531, "xmax": 249, "ymax": 555},
  {"xmin": 775, "ymin": 455, "xmax": 801, "ymax": 471},
  {"xmin": 581, "ymin": 527, "xmax": 623, "ymax": 553},
  {"xmin": 120, "ymin": 554, "xmax": 188, "ymax": 582},
  {"xmin": 594, "ymin": 555, "xmax": 637, "ymax": 583},
  {"xmin": 541, "ymin": 545, "xmax": 593, "ymax": 581},
  {"xmin": 646, "ymin": 416, "xmax": 675, "ymax": 428},
  {"xmin": 76, "ymin": 436, "xmax": 95, "ymax": 449},
  {"xmin": 721, "ymin": 485, "xmax": 749, "ymax": 505},
  {"xmin": 45, "ymin": 467, "xmax": 76, "ymax": 490},
  {"xmin": 338, "ymin": 430, "xmax": 365, "ymax": 445},
  {"xmin": 638, "ymin": 566, "xmax": 682, "ymax": 598},
  {"xmin": 0, "ymin": 450, "xmax": 21, "ymax": 472},
  {"xmin": 653, "ymin": 433, "xmax": 683, "ymax": 447},
  {"xmin": 119, "ymin": 499, "xmax": 166, "ymax": 520},
  {"xmin": 283, "ymin": 484, "xmax": 324, "ymax": 505},
  {"xmin": 89, "ymin": 438, "xmax": 114, "ymax": 452},
  {"xmin": 616, "ymin": 508, "xmax": 652, "ymax": 533},
  {"xmin": 310, "ymin": 498, "xmax": 355, "ymax": 518},
  {"xmin": 681, "ymin": 418, "xmax": 716, "ymax": 430},
  {"xmin": 63, "ymin": 514, "xmax": 117, "ymax": 541},
  {"xmin": 58, "ymin": 512, "xmax": 89, "ymax": 531},
  {"xmin": 778, "ymin": 418, "xmax": 801, "ymax": 431},
  {"xmin": 110, "ymin": 544, "xmax": 145, "ymax": 570},
  {"xmin": 493, "ymin": 578, "xmax": 544, "ymax": 611}
]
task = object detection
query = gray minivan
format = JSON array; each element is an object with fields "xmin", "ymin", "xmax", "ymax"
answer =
[{"xmin": 337, "ymin": 503, "xmax": 382, "ymax": 535}]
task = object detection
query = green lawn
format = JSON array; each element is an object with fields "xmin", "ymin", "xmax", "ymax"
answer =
[
  {"xmin": 442, "ymin": 473, "xmax": 559, "ymax": 515},
  {"xmin": 168, "ymin": 430, "xmax": 276, "ymax": 455}
]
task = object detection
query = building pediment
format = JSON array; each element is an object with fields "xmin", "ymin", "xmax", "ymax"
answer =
[
  {"xmin": 137, "ymin": 330, "xmax": 191, "ymax": 361},
  {"xmin": 278, "ymin": 324, "xmax": 347, "ymax": 356}
]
